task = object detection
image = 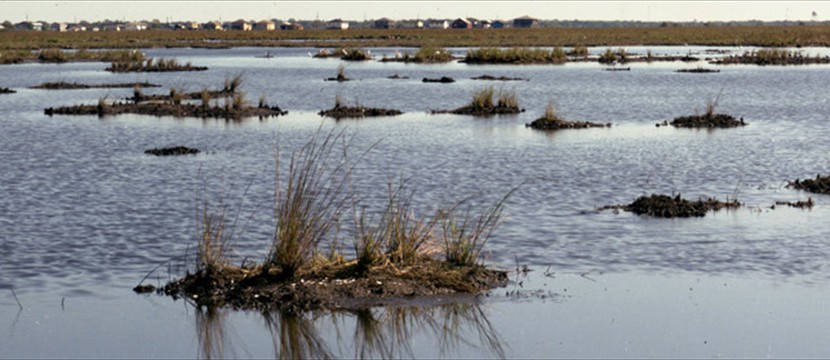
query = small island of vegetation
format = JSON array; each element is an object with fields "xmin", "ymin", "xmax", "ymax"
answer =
[
  {"xmin": 603, "ymin": 193, "xmax": 741, "ymax": 218},
  {"xmin": 526, "ymin": 101, "xmax": 610, "ymax": 130},
  {"xmin": 433, "ymin": 87, "xmax": 524, "ymax": 116},
  {"xmin": 788, "ymin": 174, "xmax": 830, "ymax": 195},
  {"xmin": 141, "ymin": 130, "xmax": 512, "ymax": 311},
  {"xmin": 318, "ymin": 95, "xmax": 403, "ymax": 119}
]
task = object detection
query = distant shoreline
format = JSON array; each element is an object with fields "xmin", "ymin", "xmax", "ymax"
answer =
[{"xmin": 2, "ymin": 25, "xmax": 829, "ymax": 49}]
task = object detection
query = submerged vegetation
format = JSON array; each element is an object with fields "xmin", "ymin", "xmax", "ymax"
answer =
[
  {"xmin": 526, "ymin": 101, "xmax": 610, "ymax": 130},
  {"xmin": 604, "ymin": 194, "xmax": 742, "ymax": 218},
  {"xmin": 155, "ymin": 129, "xmax": 512, "ymax": 311},
  {"xmin": 144, "ymin": 146, "xmax": 201, "ymax": 156},
  {"xmin": 788, "ymin": 174, "xmax": 830, "ymax": 194},
  {"xmin": 434, "ymin": 87, "xmax": 524, "ymax": 116}
]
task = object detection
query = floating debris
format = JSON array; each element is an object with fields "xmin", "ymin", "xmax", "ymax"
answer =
[{"xmin": 144, "ymin": 146, "xmax": 201, "ymax": 156}]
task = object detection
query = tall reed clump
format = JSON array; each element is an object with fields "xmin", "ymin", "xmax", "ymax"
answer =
[
  {"xmin": 496, "ymin": 88, "xmax": 519, "ymax": 109},
  {"xmin": 543, "ymin": 100, "xmax": 559, "ymax": 121},
  {"xmin": 568, "ymin": 45, "xmax": 589, "ymax": 57},
  {"xmin": 471, "ymin": 87, "xmax": 495, "ymax": 110},
  {"xmin": 339, "ymin": 47, "xmax": 372, "ymax": 61},
  {"xmin": 37, "ymin": 48, "xmax": 68, "ymax": 63},
  {"xmin": 197, "ymin": 199, "xmax": 232, "ymax": 273},
  {"xmin": 413, "ymin": 47, "xmax": 453, "ymax": 63},
  {"xmin": 353, "ymin": 180, "xmax": 438, "ymax": 269},
  {"xmin": 440, "ymin": 189, "xmax": 515, "ymax": 266},
  {"xmin": 267, "ymin": 128, "xmax": 356, "ymax": 278}
]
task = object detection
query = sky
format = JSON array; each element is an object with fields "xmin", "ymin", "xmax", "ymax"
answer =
[{"xmin": 2, "ymin": 1, "xmax": 830, "ymax": 23}]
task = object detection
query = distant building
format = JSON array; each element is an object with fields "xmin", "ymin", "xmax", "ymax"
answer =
[
  {"xmin": 279, "ymin": 21, "xmax": 303, "ymax": 30},
  {"xmin": 450, "ymin": 18, "xmax": 472, "ymax": 29},
  {"xmin": 326, "ymin": 19, "xmax": 349, "ymax": 30},
  {"xmin": 374, "ymin": 17, "xmax": 395, "ymax": 29},
  {"xmin": 253, "ymin": 20, "xmax": 275, "ymax": 31},
  {"xmin": 426, "ymin": 19, "xmax": 449, "ymax": 29},
  {"xmin": 229, "ymin": 20, "xmax": 252, "ymax": 31},
  {"xmin": 124, "ymin": 22, "xmax": 147, "ymax": 31},
  {"xmin": 492, "ymin": 20, "xmax": 509, "ymax": 29},
  {"xmin": 202, "ymin": 21, "xmax": 223, "ymax": 30},
  {"xmin": 50, "ymin": 22, "xmax": 68, "ymax": 32},
  {"xmin": 398, "ymin": 19, "xmax": 424, "ymax": 29},
  {"xmin": 513, "ymin": 16, "xmax": 539, "ymax": 28},
  {"xmin": 478, "ymin": 20, "xmax": 492, "ymax": 29}
]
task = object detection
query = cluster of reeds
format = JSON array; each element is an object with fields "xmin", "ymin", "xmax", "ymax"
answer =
[
  {"xmin": 339, "ymin": 47, "xmax": 372, "ymax": 61},
  {"xmin": 194, "ymin": 129, "xmax": 512, "ymax": 279},
  {"xmin": 468, "ymin": 86, "xmax": 519, "ymax": 111},
  {"xmin": 106, "ymin": 56, "xmax": 207, "ymax": 72},
  {"xmin": 598, "ymin": 47, "xmax": 629, "ymax": 63},
  {"xmin": 389, "ymin": 47, "xmax": 454, "ymax": 63},
  {"xmin": 543, "ymin": 100, "xmax": 559, "ymax": 121},
  {"xmin": 464, "ymin": 47, "xmax": 569, "ymax": 64},
  {"xmin": 715, "ymin": 48, "xmax": 830, "ymax": 65},
  {"xmin": 568, "ymin": 45, "xmax": 589, "ymax": 57},
  {"xmin": 0, "ymin": 49, "xmax": 31, "ymax": 64},
  {"xmin": 37, "ymin": 48, "xmax": 68, "ymax": 63}
]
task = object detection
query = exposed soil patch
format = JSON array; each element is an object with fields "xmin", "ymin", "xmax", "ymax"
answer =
[
  {"xmin": 470, "ymin": 75, "xmax": 529, "ymax": 81},
  {"xmin": 788, "ymin": 174, "xmax": 830, "ymax": 194},
  {"xmin": 526, "ymin": 117, "xmax": 610, "ymax": 130},
  {"xmin": 144, "ymin": 146, "xmax": 201, "ymax": 156},
  {"xmin": 675, "ymin": 67, "xmax": 721, "ymax": 73},
  {"xmin": 670, "ymin": 113, "xmax": 746, "ymax": 128},
  {"xmin": 422, "ymin": 76, "xmax": 456, "ymax": 83},
  {"xmin": 159, "ymin": 260, "xmax": 508, "ymax": 312},
  {"xmin": 0, "ymin": 87, "xmax": 15, "ymax": 94},
  {"xmin": 45, "ymin": 102, "xmax": 287, "ymax": 119},
  {"xmin": 31, "ymin": 81, "xmax": 161, "ymax": 90},
  {"xmin": 601, "ymin": 194, "xmax": 741, "ymax": 218},
  {"xmin": 318, "ymin": 105, "xmax": 403, "ymax": 119}
]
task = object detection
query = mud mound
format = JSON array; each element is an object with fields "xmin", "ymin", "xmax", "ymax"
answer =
[
  {"xmin": 788, "ymin": 174, "xmax": 830, "ymax": 194},
  {"xmin": 387, "ymin": 74, "xmax": 410, "ymax": 79},
  {"xmin": 675, "ymin": 68, "xmax": 720, "ymax": 73},
  {"xmin": 45, "ymin": 102, "xmax": 287, "ymax": 119},
  {"xmin": 605, "ymin": 194, "xmax": 741, "ymax": 218},
  {"xmin": 0, "ymin": 87, "xmax": 14, "ymax": 94},
  {"xmin": 144, "ymin": 146, "xmax": 200, "ymax": 156},
  {"xmin": 470, "ymin": 75, "xmax": 529, "ymax": 81},
  {"xmin": 318, "ymin": 105, "xmax": 403, "ymax": 119},
  {"xmin": 526, "ymin": 117, "xmax": 610, "ymax": 130},
  {"xmin": 670, "ymin": 113, "xmax": 746, "ymax": 128},
  {"xmin": 31, "ymin": 81, "xmax": 160, "ymax": 90},
  {"xmin": 422, "ymin": 76, "xmax": 455, "ymax": 83},
  {"xmin": 160, "ymin": 260, "xmax": 508, "ymax": 312}
]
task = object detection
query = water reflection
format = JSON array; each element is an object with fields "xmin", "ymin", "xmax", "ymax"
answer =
[{"xmin": 195, "ymin": 302, "xmax": 505, "ymax": 359}]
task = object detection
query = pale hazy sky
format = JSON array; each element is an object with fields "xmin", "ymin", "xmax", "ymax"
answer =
[{"xmin": 2, "ymin": 1, "xmax": 829, "ymax": 23}]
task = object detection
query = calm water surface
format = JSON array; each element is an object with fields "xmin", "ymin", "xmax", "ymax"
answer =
[{"xmin": 2, "ymin": 46, "xmax": 830, "ymax": 358}]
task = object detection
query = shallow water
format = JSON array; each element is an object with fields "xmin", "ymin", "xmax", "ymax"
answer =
[{"xmin": 2, "ymin": 46, "xmax": 830, "ymax": 358}]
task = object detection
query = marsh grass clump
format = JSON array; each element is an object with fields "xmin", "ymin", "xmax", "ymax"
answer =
[
  {"xmin": 434, "ymin": 86, "xmax": 523, "ymax": 116},
  {"xmin": 44, "ymin": 76, "xmax": 286, "ymax": 120},
  {"xmin": 382, "ymin": 47, "xmax": 454, "ymax": 63},
  {"xmin": 325, "ymin": 64, "xmax": 351, "ymax": 82},
  {"xmin": 156, "ymin": 129, "xmax": 512, "ymax": 311},
  {"xmin": 598, "ymin": 48, "xmax": 629, "ymax": 64},
  {"xmin": 464, "ymin": 47, "xmax": 568, "ymax": 64},
  {"xmin": 568, "ymin": 45, "xmax": 589, "ymax": 58},
  {"xmin": 713, "ymin": 48, "xmax": 830, "ymax": 65},
  {"xmin": 37, "ymin": 48, "xmax": 68, "ymax": 63},
  {"xmin": 106, "ymin": 56, "xmax": 208, "ymax": 72},
  {"xmin": 339, "ymin": 47, "xmax": 372, "ymax": 61},
  {"xmin": 526, "ymin": 100, "xmax": 611, "ymax": 131},
  {"xmin": 318, "ymin": 95, "xmax": 403, "ymax": 119},
  {"xmin": 670, "ymin": 90, "xmax": 747, "ymax": 128}
]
